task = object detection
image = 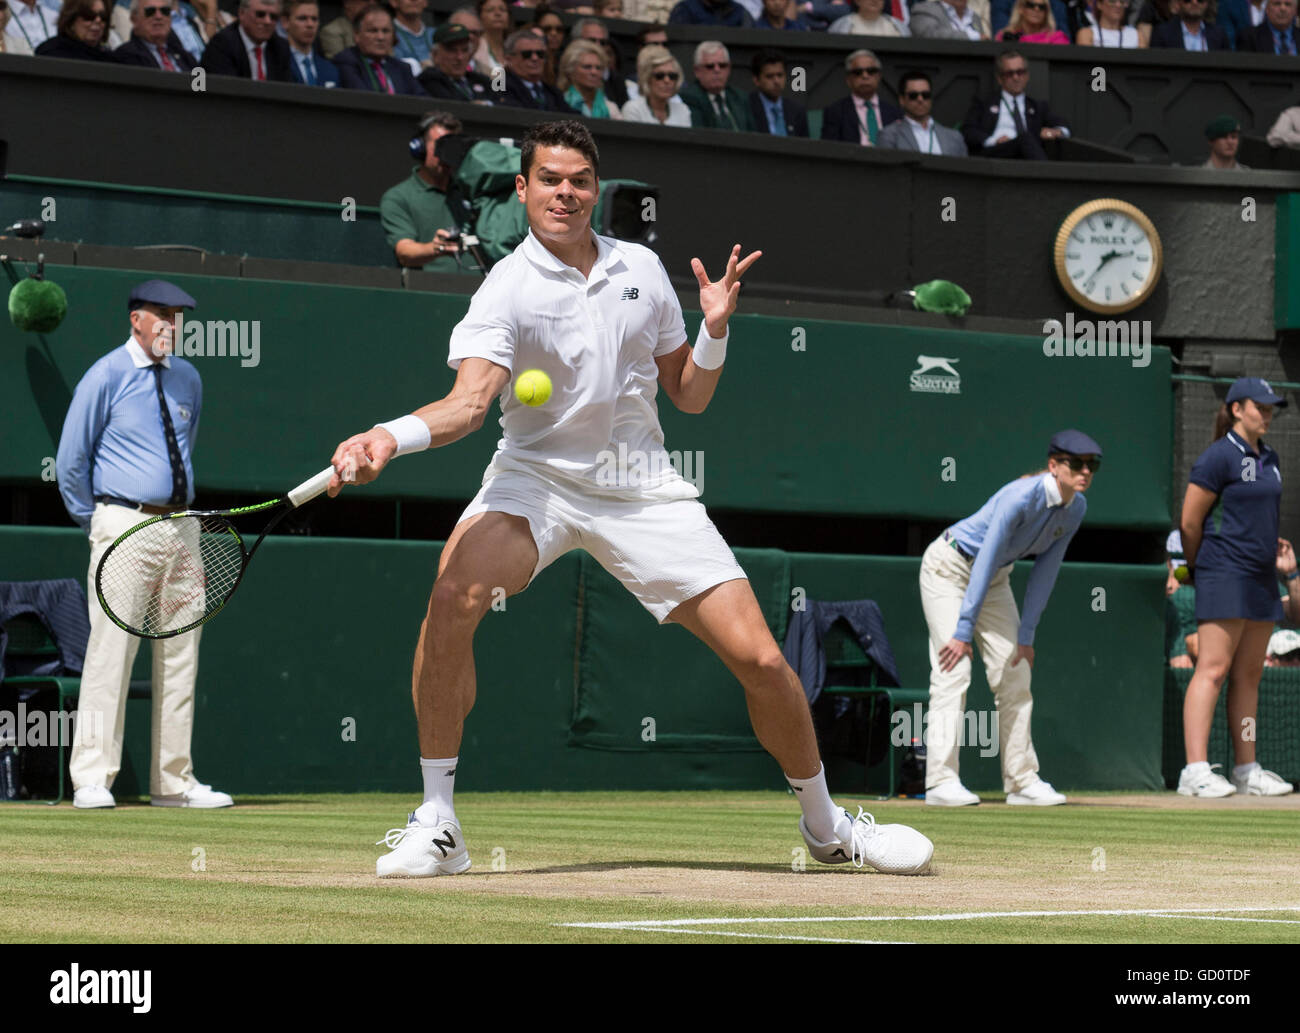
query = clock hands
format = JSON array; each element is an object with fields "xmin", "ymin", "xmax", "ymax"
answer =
[{"xmin": 1082, "ymin": 249, "xmax": 1136, "ymax": 293}]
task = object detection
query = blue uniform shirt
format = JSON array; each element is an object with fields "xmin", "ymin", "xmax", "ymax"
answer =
[
  {"xmin": 947, "ymin": 472, "xmax": 1087, "ymax": 646},
  {"xmin": 1188, "ymin": 430, "xmax": 1281, "ymax": 577},
  {"xmin": 56, "ymin": 338, "xmax": 202, "ymax": 529}
]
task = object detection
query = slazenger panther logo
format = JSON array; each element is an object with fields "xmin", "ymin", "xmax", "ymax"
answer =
[{"xmin": 909, "ymin": 355, "xmax": 961, "ymax": 395}]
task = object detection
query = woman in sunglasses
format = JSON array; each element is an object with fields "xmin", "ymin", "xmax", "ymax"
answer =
[
  {"xmin": 621, "ymin": 45, "xmax": 691, "ymax": 125},
  {"xmin": 1177, "ymin": 378, "xmax": 1294, "ymax": 798},
  {"xmin": 1076, "ymin": 0, "xmax": 1142, "ymax": 45},
  {"xmin": 34, "ymin": 0, "xmax": 116, "ymax": 59},
  {"xmin": 996, "ymin": 0, "xmax": 1070, "ymax": 41},
  {"xmin": 530, "ymin": 3, "xmax": 563, "ymax": 85},
  {"xmin": 919, "ymin": 429, "xmax": 1101, "ymax": 808}
]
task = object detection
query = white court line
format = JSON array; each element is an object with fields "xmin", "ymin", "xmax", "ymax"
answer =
[
  {"xmin": 559, "ymin": 905, "xmax": 1300, "ymax": 931},
  {"xmin": 633, "ymin": 928, "xmax": 914, "ymax": 944},
  {"xmin": 1148, "ymin": 914, "xmax": 1300, "ymax": 925}
]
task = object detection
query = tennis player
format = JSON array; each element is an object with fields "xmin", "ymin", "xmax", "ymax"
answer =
[
  {"xmin": 1177, "ymin": 378, "xmax": 1294, "ymax": 798},
  {"xmin": 919, "ymin": 430, "xmax": 1100, "ymax": 807},
  {"xmin": 328, "ymin": 120, "xmax": 933, "ymax": 877}
]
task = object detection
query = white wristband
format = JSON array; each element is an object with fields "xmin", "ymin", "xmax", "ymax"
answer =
[
  {"xmin": 374, "ymin": 415, "xmax": 430, "ymax": 457},
  {"xmin": 692, "ymin": 321, "xmax": 728, "ymax": 370}
]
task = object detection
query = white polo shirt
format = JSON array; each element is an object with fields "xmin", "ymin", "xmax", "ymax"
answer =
[{"xmin": 448, "ymin": 230, "xmax": 692, "ymax": 499}]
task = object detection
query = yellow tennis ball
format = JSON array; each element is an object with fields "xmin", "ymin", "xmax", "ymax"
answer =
[
  {"xmin": 515, "ymin": 369, "xmax": 552, "ymax": 407},
  {"xmin": 1174, "ymin": 564, "xmax": 1190, "ymax": 583}
]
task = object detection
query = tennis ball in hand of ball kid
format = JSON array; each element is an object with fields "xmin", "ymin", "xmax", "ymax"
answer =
[
  {"xmin": 1174, "ymin": 564, "xmax": 1190, "ymax": 583},
  {"xmin": 515, "ymin": 369, "xmax": 552, "ymax": 407}
]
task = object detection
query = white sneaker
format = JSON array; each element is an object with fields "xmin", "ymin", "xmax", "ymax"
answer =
[
  {"xmin": 799, "ymin": 807, "xmax": 933, "ymax": 875},
  {"xmin": 1007, "ymin": 779, "xmax": 1067, "ymax": 806},
  {"xmin": 151, "ymin": 783, "xmax": 234, "ymax": 808},
  {"xmin": 925, "ymin": 780, "xmax": 980, "ymax": 807},
  {"xmin": 72, "ymin": 785, "xmax": 115, "ymax": 809},
  {"xmin": 1231, "ymin": 766, "xmax": 1294, "ymax": 797},
  {"xmin": 376, "ymin": 814, "xmax": 472, "ymax": 878},
  {"xmin": 1177, "ymin": 764, "xmax": 1236, "ymax": 798}
]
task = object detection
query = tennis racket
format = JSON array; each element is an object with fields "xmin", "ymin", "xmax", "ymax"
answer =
[{"xmin": 95, "ymin": 460, "xmax": 350, "ymax": 639}]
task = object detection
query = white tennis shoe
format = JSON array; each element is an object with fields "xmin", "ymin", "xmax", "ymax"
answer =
[
  {"xmin": 925, "ymin": 780, "xmax": 980, "ymax": 807},
  {"xmin": 150, "ymin": 783, "xmax": 233, "ymax": 808},
  {"xmin": 1177, "ymin": 764, "xmax": 1236, "ymax": 798},
  {"xmin": 376, "ymin": 814, "xmax": 472, "ymax": 878},
  {"xmin": 799, "ymin": 807, "xmax": 933, "ymax": 875},
  {"xmin": 1006, "ymin": 779, "xmax": 1067, "ymax": 806},
  {"xmin": 1230, "ymin": 766, "xmax": 1294, "ymax": 797}
]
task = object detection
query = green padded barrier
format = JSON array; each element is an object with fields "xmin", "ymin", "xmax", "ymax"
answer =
[{"xmin": 1276, "ymin": 193, "xmax": 1300, "ymax": 330}]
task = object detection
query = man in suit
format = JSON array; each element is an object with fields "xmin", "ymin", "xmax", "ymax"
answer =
[
  {"xmin": 961, "ymin": 49, "xmax": 1068, "ymax": 160},
  {"xmin": 418, "ymin": 22, "xmax": 493, "ymax": 101},
  {"xmin": 1238, "ymin": 0, "xmax": 1299, "ymax": 51},
  {"xmin": 335, "ymin": 4, "xmax": 426, "ymax": 95},
  {"xmin": 319, "ymin": 0, "xmax": 364, "ymax": 58},
  {"xmin": 748, "ymin": 49, "xmax": 808, "ymax": 137},
  {"xmin": 679, "ymin": 41, "xmax": 755, "ymax": 131},
  {"xmin": 1217, "ymin": 0, "xmax": 1269, "ymax": 48},
  {"xmin": 495, "ymin": 27, "xmax": 577, "ymax": 111},
  {"xmin": 911, "ymin": 0, "xmax": 990, "ymax": 39},
  {"xmin": 1150, "ymin": 0, "xmax": 1231, "ymax": 48},
  {"xmin": 115, "ymin": 0, "xmax": 198, "ymax": 70},
  {"xmin": 668, "ymin": 0, "xmax": 754, "ymax": 27},
  {"xmin": 878, "ymin": 69, "xmax": 968, "ymax": 155},
  {"xmin": 282, "ymin": 0, "xmax": 338, "ymax": 85},
  {"xmin": 200, "ymin": 0, "xmax": 292, "ymax": 80},
  {"xmin": 820, "ymin": 49, "xmax": 900, "ymax": 145}
]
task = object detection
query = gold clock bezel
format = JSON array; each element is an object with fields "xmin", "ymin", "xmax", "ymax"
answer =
[{"xmin": 1053, "ymin": 198, "xmax": 1164, "ymax": 315}]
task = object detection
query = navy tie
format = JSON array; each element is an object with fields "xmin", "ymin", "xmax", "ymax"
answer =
[{"xmin": 152, "ymin": 365, "xmax": 188, "ymax": 506}]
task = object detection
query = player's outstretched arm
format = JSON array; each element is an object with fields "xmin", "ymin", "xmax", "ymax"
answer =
[{"xmin": 327, "ymin": 358, "xmax": 510, "ymax": 496}]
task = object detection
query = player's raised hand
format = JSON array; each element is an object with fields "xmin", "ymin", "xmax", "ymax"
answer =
[
  {"xmin": 328, "ymin": 431, "xmax": 395, "ymax": 496},
  {"xmin": 692, "ymin": 244, "xmax": 762, "ymax": 338}
]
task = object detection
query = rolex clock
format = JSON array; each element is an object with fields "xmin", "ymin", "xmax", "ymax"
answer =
[{"xmin": 1053, "ymin": 199, "xmax": 1163, "ymax": 314}]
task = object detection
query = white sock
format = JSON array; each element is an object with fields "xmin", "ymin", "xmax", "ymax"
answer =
[
  {"xmin": 1233, "ymin": 762, "xmax": 1260, "ymax": 779},
  {"xmin": 1183, "ymin": 761, "xmax": 1209, "ymax": 776},
  {"xmin": 414, "ymin": 756, "xmax": 457, "ymax": 826},
  {"xmin": 786, "ymin": 764, "xmax": 852, "ymax": 844}
]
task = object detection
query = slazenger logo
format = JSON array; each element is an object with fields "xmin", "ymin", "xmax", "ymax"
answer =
[
  {"xmin": 50, "ymin": 965, "xmax": 151, "ymax": 1013},
  {"xmin": 909, "ymin": 355, "xmax": 961, "ymax": 394}
]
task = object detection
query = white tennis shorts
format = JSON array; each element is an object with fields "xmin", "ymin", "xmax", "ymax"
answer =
[{"xmin": 457, "ymin": 463, "xmax": 747, "ymax": 623}]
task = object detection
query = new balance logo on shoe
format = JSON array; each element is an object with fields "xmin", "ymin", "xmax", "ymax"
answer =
[
  {"xmin": 432, "ymin": 831, "xmax": 457, "ymax": 858},
  {"xmin": 445, "ymin": 769, "xmax": 456, "ymax": 776},
  {"xmin": 621, "ymin": 288, "xmax": 639, "ymax": 300}
]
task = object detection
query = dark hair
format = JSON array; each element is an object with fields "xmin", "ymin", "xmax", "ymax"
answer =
[
  {"xmin": 476, "ymin": 0, "xmax": 507, "ymax": 15},
  {"xmin": 1212, "ymin": 400, "xmax": 1254, "ymax": 441},
  {"xmin": 284, "ymin": 0, "xmax": 320, "ymax": 14},
  {"xmin": 418, "ymin": 111, "xmax": 463, "ymax": 138},
  {"xmin": 636, "ymin": 23, "xmax": 668, "ymax": 45},
  {"xmin": 58, "ymin": 0, "xmax": 108, "ymax": 39},
  {"xmin": 897, "ymin": 68, "xmax": 930, "ymax": 95},
  {"xmin": 750, "ymin": 48, "xmax": 785, "ymax": 77},
  {"xmin": 996, "ymin": 48, "xmax": 1025, "ymax": 73},
  {"xmin": 352, "ymin": 2, "xmax": 390, "ymax": 30},
  {"xmin": 519, "ymin": 120, "xmax": 600, "ymax": 180},
  {"xmin": 532, "ymin": 2, "xmax": 561, "ymax": 24}
]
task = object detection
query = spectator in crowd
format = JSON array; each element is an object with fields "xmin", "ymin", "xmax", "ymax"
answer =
[
  {"xmin": 747, "ymin": 49, "xmax": 808, "ymax": 135},
  {"xmin": 335, "ymin": 4, "xmax": 426, "ymax": 94},
  {"xmin": 878, "ymin": 68, "xmax": 969, "ymax": 153},
  {"xmin": 56, "ymin": 279, "xmax": 234, "ymax": 811},
  {"xmin": 911, "ymin": 0, "xmax": 990, "ymax": 38},
  {"xmin": 637, "ymin": 23, "xmax": 669, "ymax": 43},
  {"xmin": 1238, "ymin": 0, "xmax": 1298, "ymax": 50},
  {"xmin": 115, "ymin": 0, "xmax": 197, "ymax": 68},
  {"xmin": 1076, "ymin": 0, "xmax": 1143, "ymax": 44},
  {"xmin": 829, "ymin": 0, "xmax": 909, "ymax": 34},
  {"xmin": 392, "ymin": 0, "xmax": 433, "ymax": 72},
  {"xmin": 1150, "ymin": 0, "xmax": 1230, "ymax": 47},
  {"xmin": 1219, "ymin": 0, "xmax": 1269, "ymax": 48},
  {"xmin": 961, "ymin": 49, "xmax": 1069, "ymax": 159},
  {"xmin": 474, "ymin": 0, "xmax": 511, "ymax": 73},
  {"xmin": 757, "ymin": 0, "xmax": 810, "ymax": 27},
  {"xmin": 6, "ymin": 0, "xmax": 59, "ymax": 52},
  {"xmin": 1135, "ymin": 0, "xmax": 1175, "ymax": 46},
  {"xmin": 531, "ymin": 3, "xmax": 564, "ymax": 83},
  {"xmin": 622, "ymin": 42, "xmax": 692, "ymax": 123},
  {"xmin": 1178, "ymin": 378, "xmax": 1294, "ymax": 797},
  {"xmin": 319, "ymin": 0, "xmax": 363, "ymax": 57},
  {"xmin": 820, "ymin": 49, "xmax": 898, "ymax": 144},
  {"xmin": 35, "ymin": 0, "xmax": 116, "ymax": 58},
  {"xmin": 280, "ymin": 0, "xmax": 337, "ymax": 84},
  {"xmin": 997, "ymin": 0, "xmax": 1070, "ymax": 40},
  {"xmin": 558, "ymin": 37, "xmax": 620, "ymax": 116},
  {"xmin": 1275, "ymin": 537, "xmax": 1300, "ymax": 623},
  {"xmin": 1166, "ymin": 530, "xmax": 1198, "ymax": 669},
  {"xmin": 679, "ymin": 41, "xmax": 754, "ymax": 130},
  {"xmin": 0, "ymin": 0, "xmax": 37, "ymax": 53},
  {"xmin": 633, "ymin": 0, "xmax": 678, "ymax": 20},
  {"xmin": 992, "ymin": 0, "xmax": 1066, "ymax": 35},
  {"xmin": 796, "ymin": 0, "xmax": 854, "ymax": 28},
  {"xmin": 381, "ymin": 112, "xmax": 475, "ymax": 273},
  {"xmin": 497, "ymin": 24, "xmax": 577, "ymax": 108},
  {"xmin": 573, "ymin": 16, "xmax": 627, "ymax": 106},
  {"xmin": 1266, "ymin": 103, "xmax": 1300, "ymax": 145},
  {"xmin": 1202, "ymin": 114, "xmax": 1249, "ymax": 168},
  {"xmin": 164, "ymin": 0, "xmax": 232, "ymax": 63},
  {"xmin": 419, "ymin": 21, "xmax": 493, "ymax": 100},
  {"xmin": 201, "ymin": 0, "xmax": 292, "ymax": 79},
  {"xmin": 668, "ymin": 0, "xmax": 754, "ymax": 27},
  {"xmin": 593, "ymin": 0, "xmax": 623, "ymax": 12}
]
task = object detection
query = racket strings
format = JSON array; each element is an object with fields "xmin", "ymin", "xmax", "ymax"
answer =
[{"xmin": 98, "ymin": 516, "xmax": 245, "ymax": 636}]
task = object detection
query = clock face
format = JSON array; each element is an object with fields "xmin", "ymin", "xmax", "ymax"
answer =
[{"xmin": 1054, "ymin": 200, "xmax": 1163, "ymax": 314}]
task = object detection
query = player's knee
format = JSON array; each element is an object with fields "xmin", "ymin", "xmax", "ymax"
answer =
[
  {"xmin": 428, "ymin": 578, "xmax": 493, "ymax": 626},
  {"xmin": 743, "ymin": 647, "xmax": 791, "ymax": 687}
]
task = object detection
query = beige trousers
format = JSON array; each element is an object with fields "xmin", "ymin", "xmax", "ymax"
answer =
[
  {"xmin": 918, "ymin": 535, "xmax": 1039, "ymax": 792},
  {"xmin": 70, "ymin": 503, "xmax": 202, "ymax": 796}
]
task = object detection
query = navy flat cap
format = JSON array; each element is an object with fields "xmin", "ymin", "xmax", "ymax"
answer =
[
  {"xmin": 1048, "ymin": 429, "xmax": 1102, "ymax": 456},
  {"xmin": 1225, "ymin": 376, "xmax": 1287, "ymax": 408},
  {"xmin": 128, "ymin": 279, "xmax": 196, "ymax": 312}
]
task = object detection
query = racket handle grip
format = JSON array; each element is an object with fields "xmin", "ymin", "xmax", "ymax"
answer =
[{"xmin": 288, "ymin": 466, "xmax": 337, "ymax": 508}]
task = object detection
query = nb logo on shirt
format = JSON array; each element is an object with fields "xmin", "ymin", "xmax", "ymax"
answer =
[{"xmin": 620, "ymin": 288, "xmax": 639, "ymax": 300}]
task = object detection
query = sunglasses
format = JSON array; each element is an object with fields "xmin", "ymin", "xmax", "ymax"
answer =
[
  {"xmin": 850, "ymin": 66, "xmax": 881, "ymax": 76},
  {"xmin": 142, "ymin": 4, "xmax": 169, "ymax": 14},
  {"xmin": 1001, "ymin": 66, "xmax": 1028, "ymax": 76},
  {"xmin": 1023, "ymin": 1, "xmax": 1047, "ymax": 8},
  {"xmin": 1055, "ymin": 455, "xmax": 1102, "ymax": 473},
  {"xmin": 652, "ymin": 70, "xmax": 679, "ymax": 81},
  {"xmin": 79, "ymin": 8, "xmax": 107, "ymax": 19},
  {"xmin": 515, "ymin": 49, "xmax": 545, "ymax": 58},
  {"xmin": 250, "ymin": 8, "xmax": 277, "ymax": 17},
  {"xmin": 699, "ymin": 61, "xmax": 729, "ymax": 70},
  {"xmin": 904, "ymin": 89, "xmax": 931, "ymax": 99}
]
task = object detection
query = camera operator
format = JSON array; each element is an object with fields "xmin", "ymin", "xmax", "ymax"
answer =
[{"xmin": 380, "ymin": 111, "xmax": 476, "ymax": 273}]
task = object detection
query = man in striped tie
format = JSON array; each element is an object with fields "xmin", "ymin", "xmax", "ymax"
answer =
[
  {"xmin": 335, "ymin": 3, "xmax": 427, "ymax": 95},
  {"xmin": 115, "ymin": 0, "xmax": 198, "ymax": 71},
  {"xmin": 678, "ymin": 41, "xmax": 755, "ymax": 131}
]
